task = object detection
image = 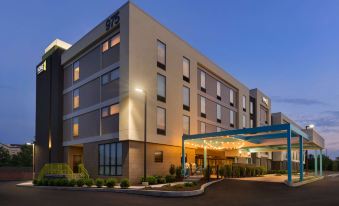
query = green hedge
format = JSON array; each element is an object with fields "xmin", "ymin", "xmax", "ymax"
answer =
[{"xmin": 219, "ymin": 164, "xmax": 267, "ymax": 178}]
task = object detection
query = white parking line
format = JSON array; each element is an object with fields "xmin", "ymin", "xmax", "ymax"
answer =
[{"xmin": 327, "ymin": 174, "xmax": 339, "ymax": 178}]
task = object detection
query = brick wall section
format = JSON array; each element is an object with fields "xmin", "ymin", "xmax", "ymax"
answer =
[{"xmin": 0, "ymin": 167, "xmax": 32, "ymax": 180}]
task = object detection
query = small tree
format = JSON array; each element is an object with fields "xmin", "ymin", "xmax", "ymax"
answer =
[
  {"xmin": 169, "ymin": 164, "xmax": 175, "ymax": 175},
  {"xmin": 0, "ymin": 147, "xmax": 11, "ymax": 166}
]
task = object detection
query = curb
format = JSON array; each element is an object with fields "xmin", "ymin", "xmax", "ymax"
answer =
[
  {"xmin": 284, "ymin": 176, "xmax": 324, "ymax": 187},
  {"xmin": 16, "ymin": 179, "xmax": 223, "ymax": 197}
]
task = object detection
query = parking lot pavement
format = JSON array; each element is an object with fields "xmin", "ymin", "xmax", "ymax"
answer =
[{"xmin": 1, "ymin": 174, "xmax": 339, "ymax": 206}]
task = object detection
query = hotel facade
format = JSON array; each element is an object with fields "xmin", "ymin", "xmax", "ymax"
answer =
[{"xmin": 35, "ymin": 2, "xmax": 324, "ymax": 183}]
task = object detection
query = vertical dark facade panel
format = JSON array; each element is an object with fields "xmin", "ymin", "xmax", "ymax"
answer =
[{"xmin": 35, "ymin": 48, "xmax": 65, "ymax": 175}]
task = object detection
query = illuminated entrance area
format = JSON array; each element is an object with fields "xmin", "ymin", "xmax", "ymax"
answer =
[{"xmin": 182, "ymin": 124, "xmax": 325, "ymax": 185}]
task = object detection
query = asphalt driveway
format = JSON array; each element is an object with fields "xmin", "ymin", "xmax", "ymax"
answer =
[{"xmin": 1, "ymin": 174, "xmax": 339, "ymax": 206}]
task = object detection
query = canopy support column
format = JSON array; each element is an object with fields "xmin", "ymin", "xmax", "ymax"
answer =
[
  {"xmin": 314, "ymin": 150, "xmax": 318, "ymax": 176},
  {"xmin": 299, "ymin": 135, "xmax": 304, "ymax": 182},
  {"xmin": 181, "ymin": 137, "xmax": 185, "ymax": 176},
  {"xmin": 204, "ymin": 141, "xmax": 207, "ymax": 169},
  {"xmin": 287, "ymin": 126, "xmax": 292, "ymax": 184},
  {"xmin": 320, "ymin": 149, "xmax": 323, "ymax": 176}
]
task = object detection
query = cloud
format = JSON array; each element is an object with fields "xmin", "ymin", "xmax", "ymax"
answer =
[
  {"xmin": 293, "ymin": 111, "xmax": 339, "ymax": 133},
  {"xmin": 271, "ymin": 96, "xmax": 328, "ymax": 106}
]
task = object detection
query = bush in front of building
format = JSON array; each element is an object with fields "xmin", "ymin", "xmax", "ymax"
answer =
[
  {"xmin": 175, "ymin": 166, "xmax": 182, "ymax": 179},
  {"xmin": 120, "ymin": 178, "xmax": 130, "ymax": 189},
  {"xmin": 84, "ymin": 178, "xmax": 94, "ymax": 187},
  {"xmin": 145, "ymin": 176, "xmax": 157, "ymax": 185},
  {"xmin": 105, "ymin": 178, "xmax": 117, "ymax": 188},
  {"xmin": 165, "ymin": 175, "xmax": 176, "ymax": 183},
  {"xmin": 157, "ymin": 177, "xmax": 166, "ymax": 184},
  {"xmin": 169, "ymin": 164, "xmax": 176, "ymax": 175},
  {"xmin": 33, "ymin": 179, "xmax": 38, "ymax": 185},
  {"xmin": 76, "ymin": 178, "xmax": 85, "ymax": 187},
  {"xmin": 68, "ymin": 179, "xmax": 77, "ymax": 187},
  {"xmin": 95, "ymin": 178, "xmax": 105, "ymax": 188},
  {"xmin": 221, "ymin": 164, "xmax": 267, "ymax": 178}
]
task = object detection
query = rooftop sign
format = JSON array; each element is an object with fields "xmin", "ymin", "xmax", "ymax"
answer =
[
  {"xmin": 105, "ymin": 11, "xmax": 120, "ymax": 31},
  {"xmin": 37, "ymin": 60, "xmax": 46, "ymax": 75}
]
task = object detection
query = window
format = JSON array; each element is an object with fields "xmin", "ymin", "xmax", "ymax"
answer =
[
  {"xmin": 242, "ymin": 96, "xmax": 246, "ymax": 112},
  {"xmin": 230, "ymin": 110, "xmax": 234, "ymax": 127},
  {"xmin": 250, "ymin": 119, "xmax": 254, "ymax": 128},
  {"xmin": 183, "ymin": 57, "xmax": 190, "ymax": 82},
  {"xmin": 98, "ymin": 143, "xmax": 122, "ymax": 176},
  {"xmin": 230, "ymin": 89, "xmax": 234, "ymax": 106},
  {"xmin": 110, "ymin": 34, "xmax": 120, "ymax": 48},
  {"xmin": 183, "ymin": 115, "xmax": 190, "ymax": 135},
  {"xmin": 200, "ymin": 71, "xmax": 206, "ymax": 92},
  {"xmin": 217, "ymin": 104, "xmax": 221, "ymax": 123},
  {"xmin": 73, "ymin": 89, "xmax": 79, "ymax": 109},
  {"xmin": 157, "ymin": 40, "xmax": 166, "ymax": 69},
  {"xmin": 250, "ymin": 102, "xmax": 254, "ymax": 114},
  {"xmin": 217, "ymin": 81, "xmax": 221, "ymax": 100},
  {"xmin": 183, "ymin": 86, "xmax": 190, "ymax": 111},
  {"xmin": 72, "ymin": 117, "xmax": 79, "ymax": 137},
  {"xmin": 154, "ymin": 151, "xmax": 163, "ymax": 163},
  {"xmin": 102, "ymin": 69, "xmax": 119, "ymax": 85},
  {"xmin": 200, "ymin": 122, "xmax": 206, "ymax": 133},
  {"xmin": 102, "ymin": 104, "xmax": 119, "ymax": 118},
  {"xmin": 157, "ymin": 107, "xmax": 166, "ymax": 135},
  {"xmin": 242, "ymin": 115, "xmax": 246, "ymax": 128},
  {"xmin": 102, "ymin": 41, "xmax": 109, "ymax": 52},
  {"xmin": 102, "ymin": 33, "xmax": 120, "ymax": 53},
  {"xmin": 217, "ymin": 127, "xmax": 222, "ymax": 132},
  {"xmin": 200, "ymin": 96, "xmax": 206, "ymax": 118},
  {"xmin": 73, "ymin": 61, "xmax": 80, "ymax": 82},
  {"xmin": 157, "ymin": 74, "xmax": 166, "ymax": 102}
]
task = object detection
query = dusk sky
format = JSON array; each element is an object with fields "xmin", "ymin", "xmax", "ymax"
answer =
[{"xmin": 0, "ymin": 0, "xmax": 338, "ymax": 157}]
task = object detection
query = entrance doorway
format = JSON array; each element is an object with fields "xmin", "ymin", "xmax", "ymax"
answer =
[{"xmin": 72, "ymin": 155, "xmax": 82, "ymax": 173}]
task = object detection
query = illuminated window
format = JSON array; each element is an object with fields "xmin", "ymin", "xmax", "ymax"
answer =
[
  {"xmin": 230, "ymin": 110, "xmax": 234, "ymax": 127},
  {"xmin": 217, "ymin": 104, "xmax": 221, "ymax": 122},
  {"xmin": 230, "ymin": 89, "xmax": 234, "ymax": 106},
  {"xmin": 183, "ymin": 86, "xmax": 190, "ymax": 111},
  {"xmin": 200, "ymin": 71, "xmax": 206, "ymax": 91},
  {"xmin": 183, "ymin": 115, "xmax": 190, "ymax": 135},
  {"xmin": 242, "ymin": 115, "xmax": 246, "ymax": 128},
  {"xmin": 110, "ymin": 34, "xmax": 120, "ymax": 48},
  {"xmin": 200, "ymin": 122, "xmax": 206, "ymax": 133},
  {"xmin": 101, "ymin": 104, "xmax": 119, "ymax": 118},
  {"xmin": 200, "ymin": 96, "xmax": 206, "ymax": 117},
  {"xmin": 73, "ymin": 89, "xmax": 79, "ymax": 109},
  {"xmin": 73, "ymin": 61, "xmax": 80, "ymax": 82},
  {"xmin": 157, "ymin": 40, "xmax": 166, "ymax": 69},
  {"xmin": 72, "ymin": 117, "xmax": 79, "ymax": 137},
  {"xmin": 102, "ymin": 41, "xmax": 109, "ymax": 52},
  {"xmin": 154, "ymin": 151, "xmax": 163, "ymax": 163},
  {"xmin": 183, "ymin": 57, "xmax": 190, "ymax": 82},
  {"xmin": 217, "ymin": 81, "xmax": 221, "ymax": 99},
  {"xmin": 157, "ymin": 107, "xmax": 166, "ymax": 135},
  {"xmin": 157, "ymin": 74, "xmax": 166, "ymax": 102}
]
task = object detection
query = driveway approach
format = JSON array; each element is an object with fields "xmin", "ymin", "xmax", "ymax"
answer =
[{"xmin": 1, "ymin": 175, "xmax": 339, "ymax": 206}]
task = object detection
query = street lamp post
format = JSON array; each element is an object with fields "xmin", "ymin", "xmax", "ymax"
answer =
[
  {"xmin": 135, "ymin": 88, "xmax": 147, "ymax": 180},
  {"xmin": 26, "ymin": 141, "xmax": 35, "ymax": 180},
  {"xmin": 305, "ymin": 124, "xmax": 315, "ymax": 176}
]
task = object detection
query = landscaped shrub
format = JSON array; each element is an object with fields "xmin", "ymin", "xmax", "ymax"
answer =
[
  {"xmin": 240, "ymin": 166, "xmax": 246, "ymax": 177},
  {"xmin": 218, "ymin": 166, "xmax": 225, "ymax": 178},
  {"xmin": 40, "ymin": 179, "xmax": 48, "ymax": 186},
  {"xmin": 169, "ymin": 164, "xmax": 176, "ymax": 175},
  {"xmin": 59, "ymin": 178, "xmax": 69, "ymax": 186},
  {"xmin": 224, "ymin": 165, "xmax": 232, "ymax": 178},
  {"xmin": 48, "ymin": 179, "xmax": 56, "ymax": 186},
  {"xmin": 85, "ymin": 178, "xmax": 94, "ymax": 187},
  {"xmin": 120, "ymin": 178, "xmax": 130, "ymax": 189},
  {"xmin": 33, "ymin": 179, "xmax": 38, "ymax": 185},
  {"xmin": 146, "ymin": 176, "xmax": 157, "ymax": 185},
  {"xmin": 95, "ymin": 178, "xmax": 104, "ymax": 188},
  {"xmin": 157, "ymin": 177, "xmax": 166, "ymax": 184},
  {"xmin": 184, "ymin": 182, "xmax": 197, "ymax": 187},
  {"xmin": 77, "ymin": 178, "xmax": 85, "ymax": 187},
  {"xmin": 165, "ymin": 175, "xmax": 176, "ymax": 183},
  {"xmin": 175, "ymin": 166, "xmax": 182, "ymax": 179},
  {"xmin": 105, "ymin": 178, "xmax": 117, "ymax": 188},
  {"xmin": 68, "ymin": 179, "xmax": 77, "ymax": 187}
]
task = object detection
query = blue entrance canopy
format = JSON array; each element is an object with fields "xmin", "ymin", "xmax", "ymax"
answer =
[{"xmin": 182, "ymin": 124, "xmax": 324, "ymax": 185}]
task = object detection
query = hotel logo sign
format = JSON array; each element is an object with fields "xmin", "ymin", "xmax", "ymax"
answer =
[
  {"xmin": 37, "ymin": 61, "xmax": 46, "ymax": 75},
  {"xmin": 262, "ymin": 97, "xmax": 269, "ymax": 106},
  {"xmin": 105, "ymin": 11, "xmax": 120, "ymax": 31}
]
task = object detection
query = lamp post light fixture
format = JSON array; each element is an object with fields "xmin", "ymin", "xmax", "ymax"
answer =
[
  {"xmin": 26, "ymin": 141, "xmax": 35, "ymax": 180},
  {"xmin": 304, "ymin": 124, "xmax": 314, "ymax": 176},
  {"xmin": 135, "ymin": 88, "xmax": 147, "ymax": 181}
]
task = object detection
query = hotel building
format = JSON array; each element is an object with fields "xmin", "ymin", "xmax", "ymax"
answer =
[{"xmin": 35, "ymin": 2, "xmax": 324, "ymax": 183}]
